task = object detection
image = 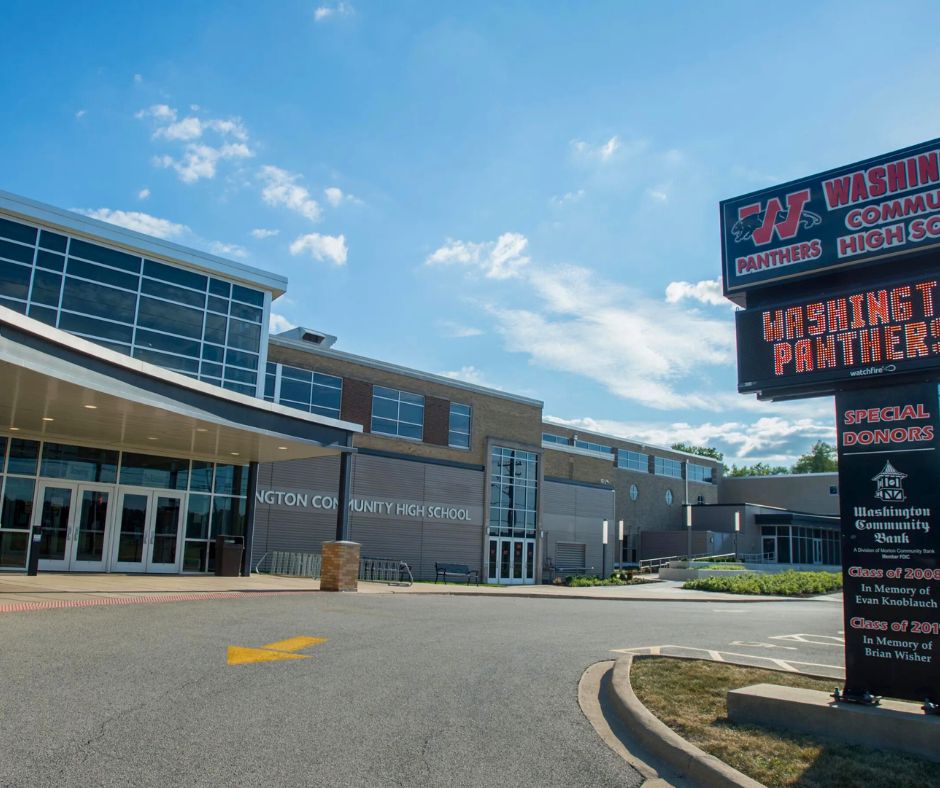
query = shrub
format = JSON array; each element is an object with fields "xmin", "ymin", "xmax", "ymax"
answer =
[{"xmin": 683, "ymin": 570, "xmax": 842, "ymax": 596}]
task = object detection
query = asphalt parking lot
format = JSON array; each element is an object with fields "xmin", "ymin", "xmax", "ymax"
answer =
[{"xmin": 0, "ymin": 593, "xmax": 843, "ymax": 787}]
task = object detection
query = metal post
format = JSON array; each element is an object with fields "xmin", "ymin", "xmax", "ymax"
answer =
[
  {"xmin": 734, "ymin": 510, "xmax": 741, "ymax": 559},
  {"xmin": 335, "ymin": 448, "xmax": 353, "ymax": 542},
  {"xmin": 241, "ymin": 461, "xmax": 259, "ymax": 577},
  {"xmin": 618, "ymin": 519, "xmax": 624, "ymax": 568},
  {"xmin": 686, "ymin": 504, "xmax": 693, "ymax": 561},
  {"xmin": 27, "ymin": 525, "xmax": 42, "ymax": 576},
  {"xmin": 602, "ymin": 519, "xmax": 608, "ymax": 578}
]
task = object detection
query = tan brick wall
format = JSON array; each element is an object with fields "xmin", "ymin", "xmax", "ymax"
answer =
[{"xmin": 268, "ymin": 342, "xmax": 543, "ymax": 465}]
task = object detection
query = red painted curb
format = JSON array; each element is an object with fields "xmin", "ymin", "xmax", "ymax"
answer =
[{"xmin": 0, "ymin": 590, "xmax": 307, "ymax": 614}]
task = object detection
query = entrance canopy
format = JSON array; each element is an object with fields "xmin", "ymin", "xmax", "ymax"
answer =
[{"xmin": 0, "ymin": 307, "xmax": 360, "ymax": 463}]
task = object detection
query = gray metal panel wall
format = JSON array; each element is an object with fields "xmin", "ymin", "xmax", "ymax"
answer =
[
  {"xmin": 541, "ymin": 480, "xmax": 614, "ymax": 576},
  {"xmin": 255, "ymin": 453, "xmax": 484, "ymax": 580}
]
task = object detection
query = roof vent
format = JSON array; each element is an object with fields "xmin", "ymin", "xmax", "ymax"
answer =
[{"xmin": 274, "ymin": 326, "xmax": 337, "ymax": 349}]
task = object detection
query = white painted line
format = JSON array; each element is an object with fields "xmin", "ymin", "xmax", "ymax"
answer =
[
  {"xmin": 768, "ymin": 659, "xmax": 800, "ymax": 673},
  {"xmin": 708, "ymin": 650, "xmax": 725, "ymax": 662}
]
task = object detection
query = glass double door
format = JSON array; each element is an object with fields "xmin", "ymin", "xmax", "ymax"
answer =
[
  {"xmin": 487, "ymin": 538, "xmax": 536, "ymax": 585},
  {"xmin": 34, "ymin": 483, "xmax": 184, "ymax": 573}
]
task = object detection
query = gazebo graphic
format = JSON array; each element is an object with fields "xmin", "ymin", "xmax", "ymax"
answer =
[{"xmin": 872, "ymin": 461, "xmax": 907, "ymax": 502}]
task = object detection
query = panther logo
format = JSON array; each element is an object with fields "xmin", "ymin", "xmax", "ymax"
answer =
[{"xmin": 731, "ymin": 207, "xmax": 822, "ymax": 243}]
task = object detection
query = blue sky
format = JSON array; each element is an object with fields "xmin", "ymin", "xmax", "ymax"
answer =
[{"xmin": 2, "ymin": 0, "xmax": 939, "ymax": 466}]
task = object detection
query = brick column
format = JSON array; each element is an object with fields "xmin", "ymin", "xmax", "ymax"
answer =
[{"xmin": 321, "ymin": 541, "xmax": 360, "ymax": 592}]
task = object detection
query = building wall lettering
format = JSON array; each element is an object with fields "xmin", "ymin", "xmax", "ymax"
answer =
[{"xmin": 255, "ymin": 488, "xmax": 473, "ymax": 522}]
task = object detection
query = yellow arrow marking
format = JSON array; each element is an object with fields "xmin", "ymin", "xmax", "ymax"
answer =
[
  {"xmin": 227, "ymin": 636, "xmax": 328, "ymax": 666},
  {"xmin": 262, "ymin": 636, "xmax": 328, "ymax": 652},
  {"xmin": 227, "ymin": 646, "xmax": 311, "ymax": 665}
]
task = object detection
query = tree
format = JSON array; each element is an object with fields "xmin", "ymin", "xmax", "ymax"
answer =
[
  {"xmin": 791, "ymin": 441, "xmax": 838, "ymax": 474},
  {"xmin": 670, "ymin": 443, "xmax": 724, "ymax": 462},
  {"xmin": 726, "ymin": 462, "xmax": 789, "ymax": 477}
]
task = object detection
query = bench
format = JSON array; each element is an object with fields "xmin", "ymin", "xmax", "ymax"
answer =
[{"xmin": 435, "ymin": 562, "xmax": 480, "ymax": 585}]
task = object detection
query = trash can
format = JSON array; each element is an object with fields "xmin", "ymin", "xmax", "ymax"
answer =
[{"xmin": 215, "ymin": 534, "xmax": 244, "ymax": 577}]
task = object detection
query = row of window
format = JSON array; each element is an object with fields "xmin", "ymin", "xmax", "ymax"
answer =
[
  {"xmin": 263, "ymin": 364, "xmax": 473, "ymax": 449},
  {"xmin": 0, "ymin": 216, "xmax": 267, "ymax": 396},
  {"xmin": 545, "ymin": 432, "xmax": 716, "ymax": 483}
]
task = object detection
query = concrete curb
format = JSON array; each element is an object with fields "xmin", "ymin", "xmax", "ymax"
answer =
[{"xmin": 607, "ymin": 654, "xmax": 764, "ymax": 788}]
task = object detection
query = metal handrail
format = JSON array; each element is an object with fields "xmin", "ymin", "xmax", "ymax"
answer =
[{"xmin": 639, "ymin": 552, "xmax": 737, "ymax": 571}]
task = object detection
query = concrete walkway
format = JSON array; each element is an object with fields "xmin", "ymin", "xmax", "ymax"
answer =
[{"xmin": 0, "ymin": 572, "xmax": 842, "ymax": 612}]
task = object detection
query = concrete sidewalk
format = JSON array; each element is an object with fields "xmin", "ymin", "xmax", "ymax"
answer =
[{"xmin": 0, "ymin": 572, "xmax": 842, "ymax": 613}]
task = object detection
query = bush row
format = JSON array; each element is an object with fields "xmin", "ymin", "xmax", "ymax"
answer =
[{"xmin": 683, "ymin": 570, "xmax": 842, "ymax": 596}]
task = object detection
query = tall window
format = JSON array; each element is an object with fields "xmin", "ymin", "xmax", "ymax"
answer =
[
  {"xmin": 263, "ymin": 362, "xmax": 343, "ymax": 420},
  {"xmin": 654, "ymin": 457, "xmax": 683, "ymax": 478},
  {"xmin": 617, "ymin": 450, "xmax": 648, "ymax": 472},
  {"xmin": 0, "ymin": 215, "xmax": 266, "ymax": 395},
  {"xmin": 489, "ymin": 447, "xmax": 538, "ymax": 538},
  {"xmin": 541, "ymin": 433, "xmax": 569, "ymax": 446},
  {"xmin": 371, "ymin": 386, "xmax": 424, "ymax": 440},
  {"xmin": 448, "ymin": 403, "xmax": 471, "ymax": 449}
]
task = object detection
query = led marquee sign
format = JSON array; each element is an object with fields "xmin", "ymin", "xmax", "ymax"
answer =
[
  {"xmin": 721, "ymin": 137, "xmax": 940, "ymax": 301},
  {"xmin": 736, "ymin": 272, "xmax": 940, "ymax": 397}
]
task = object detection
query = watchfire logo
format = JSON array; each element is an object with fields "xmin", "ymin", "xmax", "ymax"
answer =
[
  {"xmin": 731, "ymin": 189, "xmax": 822, "ymax": 245},
  {"xmin": 732, "ymin": 188, "xmax": 824, "ymax": 276}
]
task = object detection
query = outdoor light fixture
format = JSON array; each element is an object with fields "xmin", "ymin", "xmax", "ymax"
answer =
[
  {"xmin": 734, "ymin": 511, "xmax": 741, "ymax": 532},
  {"xmin": 41, "ymin": 417, "xmax": 54, "ymax": 422},
  {"xmin": 83, "ymin": 404, "xmax": 97, "ymax": 410}
]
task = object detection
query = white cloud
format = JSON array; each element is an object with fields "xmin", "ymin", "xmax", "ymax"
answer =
[
  {"xmin": 489, "ymin": 266, "xmax": 734, "ymax": 410},
  {"xmin": 133, "ymin": 73, "xmax": 143, "ymax": 84},
  {"xmin": 315, "ymin": 2, "xmax": 352, "ymax": 21},
  {"xmin": 73, "ymin": 208, "xmax": 189, "ymax": 240},
  {"xmin": 155, "ymin": 142, "xmax": 252, "ymax": 183},
  {"xmin": 138, "ymin": 105, "xmax": 253, "ymax": 183},
  {"xmin": 259, "ymin": 165, "xmax": 322, "ymax": 221},
  {"xmin": 550, "ymin": 189, "xmax": 585, "ymax": 207},
  {"xmin": 251, "ymin": 227, "xmax": 279, "ymax": 239},
  {"xmin": 647, "ymin": 188, "xmax": 668, "ymax": 203},
  {"xmin": 270, "ymin": 312, "xmax": 296, "ymax": 334},
  {"xmin": 426, "ymin": 232, "xmax": 530, "ymax": 280},
  {"xmin": 289, "ymin": 232, "xmax": 348, "ymax": 265},
  {"xmin": 664, "ymin": 278, "xmax": 728, "ymax": 307},
  {"xmin": 438, "ymin": 320, "xmax": 483, "ymax": 338},
  {"xmin": 325, "ymin": 187, "xmax": 344, "ymax": 206},
  {"xmin": 439, "ymin": 366, "xmax": 501, "ymax": 389},
  {"xmin": 75, "ymin": 109, "xmax": 86, "ymax": 120},
  {"xmin": 137, "ymin": 188, "xmax": 150, "ymax": 201},
  {"xmin": 570, "ymin": 135, "xmax": 631, "ymax": 162},
  {"xmin": 136, "ymin": 104, "xmax": 177, "ymax": 121},
  {"xmin": 208, "ymin": 241, "xmax": 249, "ymax": 259}
]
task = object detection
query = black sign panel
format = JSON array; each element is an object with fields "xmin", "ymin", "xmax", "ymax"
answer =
[
  {"xmin": 836, "ymin": 382, "xmax": 940, "ymax": 703},
  {"xmin": 722, "ymin": 137, "xmax": 940, "ymax": 298},
  {"xmin": 736, "ymin": 270, "xmax": 940, "ymax": 397}
]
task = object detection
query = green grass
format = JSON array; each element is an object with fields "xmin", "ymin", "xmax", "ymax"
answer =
[
  {"xmin": 683, "ymin": 569, "xmax": 841, "ymax": 596},
  {"xmin": 631, "ymin": 657, "xmax": 940, "ymax": 788},
  {"xmin": 700, "ymin": 563, "xmax": 747, "ymax": 571}
]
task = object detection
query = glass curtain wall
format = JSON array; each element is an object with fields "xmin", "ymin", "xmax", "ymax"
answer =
[
  {"xmin": 0, "ymin": 435, "xmax": 249, "ymax": 572},
  {"xmin": 488, "ymin": 447, "xmax": 538, "ymax": 538},
  {"xmin": 0, "ymin": 216, "xmax": 267, "ymax": 396}
]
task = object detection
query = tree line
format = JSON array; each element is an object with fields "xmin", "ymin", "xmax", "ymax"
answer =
[{"xmin": 670, "ymin": 441, "xmax": 837, "ymax": 477}]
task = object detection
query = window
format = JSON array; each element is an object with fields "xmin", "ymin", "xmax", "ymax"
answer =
[
  {"xmin": 696, "ymin": 494, "xmax": 705, "ymax": 505},
  {"xmin": 654, "ymin": 457, "xmax": 683, "ymax": 478},
  {"xmin": 665, "ymin": 489, "xmax": 674, "ymax": 505},
  {"xmin": 0, "ymin": 216, "xmax": 267, "ymax": 393},
  {"xmin": 371, "ymin": 386, "xmax": 424, "ymax": 440},
  {"xmin": 448, "ymin": 403, "xmax": 471, "ymax": 449},
  {"xmin": 489, "ymin": 447, "xmax": 538, "ymax": 538},
  {"xmin": 268, "ymin": 363, "xmax": 343, "ymax": 419},
  {"xmin": 617, "ymin": 450, "xmax": 648, "ymax": 473},
  {"xmin": 573, "ymin": 439, "xmax": 612, "ymax": 455},
  {"xmin": 687, "ymin": 462, "xmax": 714, "ymax": 483},
  {"xmin": 829, "ymin": 485, "xmax": 838, "ymax": 495},
  {"xmin": 541, "ymin": 433, "xmax": 569, "ymax": 446},
  {"xmin": 629, "ymin": 483, "xmax": 639, "ymax": 501}
]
